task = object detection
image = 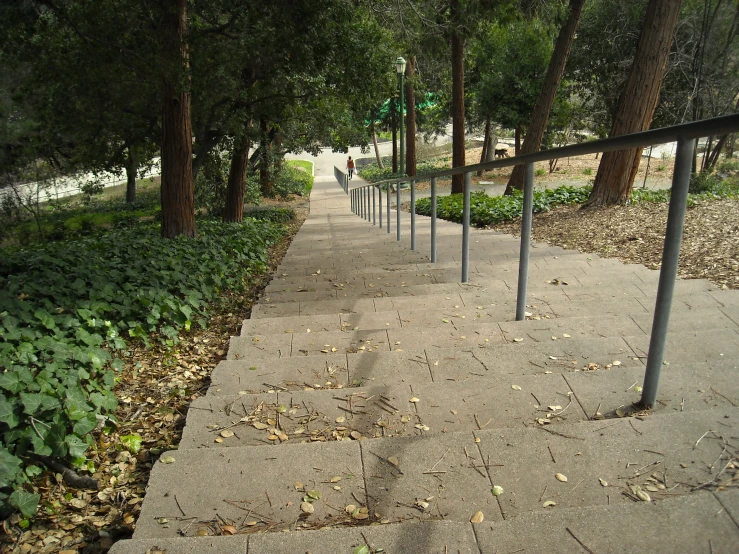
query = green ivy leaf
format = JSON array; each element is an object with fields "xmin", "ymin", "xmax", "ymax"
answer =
[
  {"xmin": 121, "ymin": 434, "xmax": 143, "ymax": 454},
  {"xmin": 0, "ymin": 447, "xmax": 23, "ymax": 488},
  {"xmin": 0, "ymin": 395, "xmax": 20, "ymax": 429},
  {"xmin": 65, "ymin": 435, "xmax": 89, "ymax": 459},
  {"xmin": 9, "ymin": 490, "xmax": 40, "ymax": 518}
]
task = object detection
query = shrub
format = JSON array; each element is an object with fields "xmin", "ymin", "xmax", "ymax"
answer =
[
  {"xmin": 0, "ymin": 218, "xmax": 285, "ymax": 518},
  {"xmin": 689, "ymin": 171, "xmax": 720, "ymax": 194},
  {"xmin": 274, "ymin": 166, "xmax": 313, "ymax": 198},
  {"xmin": 583, "ymin": 168, "xmax": 592, "ymax": 176},
  {"xmin": 535, "ymin": 168, "xmax": 546, "ymax": 177}
]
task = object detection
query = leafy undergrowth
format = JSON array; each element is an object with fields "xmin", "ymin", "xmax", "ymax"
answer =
[
  {"xmin": 416, "ymin": 186, "xmax": 591, "ymax": 226},
  {"xmin": 0, "ymin": 214, "xmax": 291, "ymax": 524},
  {"xmin": 416, "ymin": 173, "xmax": 739, "ymax": 227}
]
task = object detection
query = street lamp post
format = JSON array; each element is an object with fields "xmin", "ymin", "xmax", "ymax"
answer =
[
  {"xmin": 395, "ymin": 56, "xmax": 406, "ymax": 242},
  {"xmin": 396, "ymin": 56, "xmax": 406, "ymax": 178}
]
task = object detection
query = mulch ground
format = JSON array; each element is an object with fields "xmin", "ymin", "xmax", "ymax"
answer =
[{"xmin": 492, "ymin": 197, "xmax": 739, "ymax": 290}]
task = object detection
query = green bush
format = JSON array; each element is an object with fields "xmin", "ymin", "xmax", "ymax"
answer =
[
  {"xmin": 415, "ymin": 186, "xmax": 591, "ymax": 227},
  {"xmin": 0, "ymin": 218, "xmax": 285, "ymax": 518},
  {"xmin": 245, "ymin": 207, "xmax": 296, "ymax": 224},
  {"xmin": 689, "ymin": 171, "xmax": 721, "ymax": 194},
  {"xmin": 274, "ymin": 166, "xmax": 313, "ymax": 198}
]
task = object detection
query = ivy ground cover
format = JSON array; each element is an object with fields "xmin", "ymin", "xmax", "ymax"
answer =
[{"xmin": 0, "ymin": 217, "xmax": 286, "ymax": 517}]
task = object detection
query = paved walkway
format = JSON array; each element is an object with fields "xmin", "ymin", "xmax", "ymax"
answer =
[{"xmin": 112, "ymin": 174, "xmax": 739, "ymax": 553}]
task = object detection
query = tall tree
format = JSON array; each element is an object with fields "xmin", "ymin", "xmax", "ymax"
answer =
[
  {"xmin": 586, "ymin": 0, "xmax": 683, "ymax": 206},
  {"xmin": 159, "ymin": 0, "xmax": 196, "ymax": 237},
  {"xmin": 405, "ymin": 56, "xmax": 418, "ymax": 176},
  {"xmin": 450, "ymin": 0, "xmax": 466, "ymax": 193},
  {"xmin": 505, "ymin": 0, "xmax": 585, "ymax": 194}
]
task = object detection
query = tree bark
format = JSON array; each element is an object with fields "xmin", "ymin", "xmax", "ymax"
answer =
[
  {"xmin": 451, "ymin": 0, "xmax": 465, "ymax": 193},
  {"xmin": 505, "ymin": 0, "xmax": 585, "ymax": 195},
  {"xmin": 392, "ymin": 99, "xmax": 398, "ymax": 174},
  {"xmin": 586, "ymin": 0, "xmax": 683, "ymax": 207},
  {"xmin": 372, "ymin": 124, "xmax": 384, "ymax": 169},
  {"xmin": 223, "ymin": 122, "xmax": 252, "ymax": 223},
  {"xmin": 477, "ymin": 119, "xmax": 491, "ymax": 176},
  {"xmin": 159, "ymin": 0, "xmax": 196, "ymax": 238},
  {"xmin": 125, "ymin": 146, "xmax": 137, "ymax": 203},
  {"xmin": 405, "ymin": 56, "xmax": 417, "ymax": 177},
  {"xmin": 515, "ymin": 126, "xmax": 521, "ymax": 155},
  {"xmin": 259, "ymin": 118, "xmax": 273, "ymax": 197}
]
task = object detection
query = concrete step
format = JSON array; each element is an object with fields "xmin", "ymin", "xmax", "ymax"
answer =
[
  {"xmin": 130, "ymin": 408, "xmax": 739, "ymax": 539},
  {"xmin": 110, "ymin": 490, "xmax": 739, "ymax": 553},
  {"xmin": 183, "ymin": 358, "xmax": 738, "ymax": 451}
]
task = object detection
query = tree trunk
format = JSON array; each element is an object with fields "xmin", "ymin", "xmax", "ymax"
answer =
[
  {"xmin": 514, "ymin": 126, "xmax": 521, "ymax": 155},
  {"xmin": 450, "ymin": 0, "xmax": 465, "ymax": 193},
  {"xmin": 477, "ymin": 119, "xmax": 491, "ymax": 176},
  {"xmin": 223, "ymin": 123, "xmax": 252, "ymax": 223},
  {"xmin": 505, "ymin": 0, "xmax": 585, "ymax": 195},
  {"xmin": 372, "ymin": 124, "xmax": 384, "ymax": 169},
  {"xmin": 274, "ymin": 127, "xmax": 283, "ymax": 177},
  {"xmin": 392, "ymin": 100, "xmax": 398, "ymax": 174},
  {"xmin": 405, "ymin": 56, "xmax": 417, "ymax": 177},
  {"xmin": 586, "ymin": 0, "xmax": 683, "ymax": 207},
  {"xmin": 706, "ymin": 134, "xmax": 728, "ymax": 170},
  {"xmin": 160, "ymin": 0, "xmax": 196, "ymax": 238},
  {"xmin": 259, "ymin": 118, "xmax": 272, "ymax": 197},
  {"xmin": 125, "ymin": 147, "xmax": 137, "ymax": 203}
]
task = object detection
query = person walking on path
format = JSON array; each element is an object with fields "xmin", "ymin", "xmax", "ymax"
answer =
[{"xmin": 347, "ymin": 156, "xmax": 355, "ymax": 179}]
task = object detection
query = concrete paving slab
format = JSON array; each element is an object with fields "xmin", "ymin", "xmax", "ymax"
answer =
[
  {"xmin": 298, "ymin": 298, "xmax": 377, "ymax": 316},
  {"xmin": 240, "ymin": 314, "xmax": 341, "ymax": 336},
  {"xmin": 360, "ymin": 432, "xmax": 501, "ymax": 523},
  {"xmin": 413, "ymin": 374, "xmax": 587, "ymax": 435},
  {"xmin": 133, "ymin": 442, "xmax": 365, "ymax": 539},
  {"xmin": 475, "ymin": 491, "xmax": 739, "ymax": 554},
  {"xmin": 250, "ymin": 302, "xmax": 301, "ymax": 319},
  {"xmin": 338, "ymin": 282, "xmax": 466, "ymax": 300},
  {"xmin": 109, "ymin": 537, "xmax": 248, "ymax": 554},
  {"xmin": 208, "ymin": 359, "xmax": 349, "ymax": 396},
  {"xmin": 388, "ymin": 324, "xmax": 506, "ymax": 353},
  {"xmin": 498, "ymin": 314, "xmax": 646, "ymax": 342},
  {"xmin": 630, "ymin": 309, "xmax": 738, "ymax": 334},
  {"xmin": 624, "ymin": 329, "xmax": 739, "ymax": 365},
  {"xmin": 715, "ymin": 488, "xmax": 739, "ymax": 528},
  {"xmin": 261, "ymin": 290, "xmax": 339, "ymax": 303},
  {"xmin": 288, "ymin": 328, "xmax": 390, "ymax": 356},
  {"xmin": 565, "ymin": 361, "xmax": 739, "ymax": 419},
  {"xmin": 248, "ymin": 520, "xmax": 481, "ymax": 554},
  {"xmin": 348, "ymin": 350, "xmax": 434, "ymax": 388},
  {"xmin": 226, "ymin": 334, "xmax": 292, "ymax": 360},
  {"xmin": 543, "ymin": 295, "xmax": 650, "ymax": 318},
  {"xmin": 373, "ymin": 293, "xmax": 466, "ymax": 312},
  {"xmin": 428, "ymin": 336, "xmax": 640, "ymax": 382},
  {"xmin": 475, "ymin": 409, "xmax": 739, "ymax": 519},
  {"xmin": 264, "ymin": 280, "xmax": 365, "ymax": 294},
  {"xmin": 340, "ymin": 310, "xmax": 401, "ymax": 330}
]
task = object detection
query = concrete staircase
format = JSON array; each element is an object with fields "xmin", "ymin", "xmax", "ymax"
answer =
[{"xmin": 111, "ymin": 177, "xmax": 739, "ymax": 553}]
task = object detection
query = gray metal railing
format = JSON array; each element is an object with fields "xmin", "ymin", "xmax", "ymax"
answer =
[{"xmin": 334, "ymin": 113, "xmax": 739, "ymax": 409}]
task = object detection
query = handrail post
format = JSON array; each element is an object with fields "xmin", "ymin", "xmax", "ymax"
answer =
[
  {"xmin": 461, "ymin": 171, "xmax": 471, "ymax": 282},
  {"xmin": 410, "ymin": 179, "xmax": 416, "ymax": 251},
  {"xmin": 351, "ymin": 188, "xmax": 354, "ymax": 213},
  {"xmin": 361, "ymin": 188, "xmax": 365, "ymax": 218},
  {"xmin": 640, "ymin": 137, "xmax": 695, "ymax": 408},
  {"xmin": 366, "ymin": 187, "xmax": 370, "ymax": 222},
  {"xmin": 431, "ymin": 177, "xmax": 437, "ymax": 263},
  {"xmin": 372, "ymin": 185, "xmax": 376, "ymax": 225},
  {"xmin": 396, "ymin": 181, "xmax": 401, "ymax": 241},
  {"xmin": 386, "ymin": 183, "xmax": 391, "ymax": 233},
  {"xmin": 378, "ymin": 185, "xmax": 382, "ymax": 228},
  {"xmin": 515, "ymin": 162, "xmax": 535, "ymax": 321}
]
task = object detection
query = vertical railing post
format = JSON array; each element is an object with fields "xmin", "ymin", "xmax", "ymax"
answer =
[
  {"xmin": 361, "ymin": 188, "xmax": 365, "ymax": 218},
  {"xmin": 396, "ymin": 181, "xmax": 401, "ymax": 241},
  {"xmin": 431, "ymin": 177, "xmax": 437, "ymax": 263},
  {"xmin": 367, "ymin": 187, "xmax": 371, "ymax": 222},
  {"xmin": 640, "ymin": 137, "xmax": 695, "ymax": 408},
  {"xmin": 351, "ymin": 188, "xmax": 354, "ymax": 213},
  {"xmin": 345, "ymin": 175, "xmax": 348, "ymax": 193},
  {"xmin": 515, "ymin": 162, "xmax": 535, "ymax": 321},
  {"xmin": 410, "ymin": 180, "xmax": 416, "ymax": 251},
  {"xmin": 461, "ymin": 171, "xmax": 471, "ymax": 282},
  {"xmin": 386, "ymin": 183, "xmax": 391, "ymax": 233},
  {"xmin": 372, "ymin": 186, "xmax": 376, "ymax": 225},
  {"xmin": 378, "ymin": 185, "xmax": 383, "ymax": 228}
]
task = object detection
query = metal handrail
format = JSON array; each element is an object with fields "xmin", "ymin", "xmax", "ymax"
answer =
[{"xmin": 335, "ymin": 113, "xmax": 739, "ymax": 410}]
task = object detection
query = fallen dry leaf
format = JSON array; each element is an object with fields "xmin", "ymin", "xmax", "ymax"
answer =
[
  {"xmin": 470, "ymin": 511, "xmax": 485, "ymax": 523},
  {"xmin": 555, "ymin": 473, "xmax": 568, "ymax": 482}
]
